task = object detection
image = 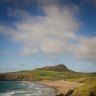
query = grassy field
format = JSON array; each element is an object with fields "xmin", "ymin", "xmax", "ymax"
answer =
[{"xmin": 0, "ymin": 64, "xmax": 96, "ymax": 83}]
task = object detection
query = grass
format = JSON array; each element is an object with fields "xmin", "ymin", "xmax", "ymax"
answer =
[
  {"xmin": 72, "ymin": 82, "xmax": 96, "ymax": 96},
  {"xmin": 0, "ymin": 68, "xmax": 96, "ymax": 82},
  {"xmin": 0, "ymin": 64, "xmax": 96, "ymax": 82}
]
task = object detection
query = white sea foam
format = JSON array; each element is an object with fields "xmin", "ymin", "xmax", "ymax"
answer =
[
  {"xmin": 0, "ymin": 93, "xmax": 9, "ymax": 96},
  {"xmin": 8, "ymin": 91, "xmax": 15, "ymax": 95},
  {"xmin": 0, "ymin": 92, "xmax": 15, "ymax": 96},
  {"xmin": 0, "ymin": 81, "xmax": 55, "ymax": 96}
]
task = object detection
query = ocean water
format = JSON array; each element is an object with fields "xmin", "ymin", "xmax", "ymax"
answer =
[{"xmin": 0, "ymin": 81, "xmax": 55, "ymax": 96}]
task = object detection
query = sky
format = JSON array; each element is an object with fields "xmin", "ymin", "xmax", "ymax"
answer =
[{"xmin": 0, "ymin": 0, "xmax": 96, "ymax": 72}]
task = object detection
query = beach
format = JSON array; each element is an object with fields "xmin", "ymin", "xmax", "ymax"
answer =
[{"xmin": 38, "ymin": 80, "xmax": 83, "ymax": 95}]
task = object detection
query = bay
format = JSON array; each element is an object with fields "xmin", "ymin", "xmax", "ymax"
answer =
[{"xmin": 0, "ymin": 81, "xmax": 55, "ymax": 96}]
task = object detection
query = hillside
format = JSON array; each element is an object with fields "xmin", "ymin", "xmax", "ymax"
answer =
[
  {"xmin": 72, "ymin": 82, "xmax": 96, "ymax": 96},
  {"xmin": 36, "ymin": 64, "xmax": 72, "ymax": 72},
  {"xmin": 0, "ymin": 64, "xmax": 96, "ymax": 82}
]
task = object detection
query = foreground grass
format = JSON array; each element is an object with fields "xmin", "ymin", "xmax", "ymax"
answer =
[{"xmin": 72, "ymin": 82, "xmax": 96, "ymax": 96}]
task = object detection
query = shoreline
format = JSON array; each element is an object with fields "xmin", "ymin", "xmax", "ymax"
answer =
[
  {"xmin": 0, "ymin": 81, "xmax": 84, "ymax": 96},
  {"xmin": 37, "ymin": 80, "xmax": 84, "ymax": 95}
]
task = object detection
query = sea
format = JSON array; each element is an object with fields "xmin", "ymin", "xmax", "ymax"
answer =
[{"xmin": 0, "ymin": 81, "xmax": 55, "ymax": 96}]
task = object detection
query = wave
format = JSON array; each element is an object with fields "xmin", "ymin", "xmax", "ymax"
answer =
[{"xmin": 0, "ymin": 81, "xmax": 55, "ymax": 96}]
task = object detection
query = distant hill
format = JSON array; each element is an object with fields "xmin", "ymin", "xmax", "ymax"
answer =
[
  {"xmin": 0, "ymin": 64, "xmax": 96, "ymax": 82},
  {"xmin": 36, "ymin": 64, "xmax": 72, "ymax": 72}
]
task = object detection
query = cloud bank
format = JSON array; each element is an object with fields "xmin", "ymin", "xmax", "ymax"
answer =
[{"xmin": 0, "ymin": 1, "xmax": 96, "ymax": 63}]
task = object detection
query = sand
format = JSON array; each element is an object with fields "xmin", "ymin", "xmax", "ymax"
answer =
[{"xmin": 38, "ymin": 80, "xmax": 84, "ymax": 95}]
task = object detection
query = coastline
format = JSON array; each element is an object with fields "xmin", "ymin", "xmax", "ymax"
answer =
[
  {"xmin": 0, "ymin": 81, "xmax": 56, "ymax": 96},
  {"xmin": 37, "ymin": 80, "xmax": 84, "ymax": 95}
]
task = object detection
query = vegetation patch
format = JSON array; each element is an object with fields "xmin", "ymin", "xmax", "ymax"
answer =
[{"xmin": 72, "ymin": 82, "xmax": 96, "ymax": 96}]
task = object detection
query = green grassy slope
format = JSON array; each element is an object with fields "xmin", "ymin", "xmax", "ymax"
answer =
[
  {"xmin": 72, "ymin": 82, "xmax": 96, "ymax": 96},
  {"xmin": 0, "ymin": 64, "xmax": 96, "ymax": 82}
]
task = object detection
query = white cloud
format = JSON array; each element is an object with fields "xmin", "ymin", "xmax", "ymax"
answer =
[
  {"xmin": 0, "ymin": 4, "xmax": 79, "ymax": 56},
  {"xmin": 0, "ymin": 3, "xmax": 96, "ymax": 63},
  {"xmin": 73, "ymin": 37, "xmax": 96, "ymax": 61},
  {"xmin": 41, "ymin": 38, "xmax": 67, "ymax": 53},
  {"xmin": 21, "ymin": 46, "xmax": 38, "ymax": 56}
]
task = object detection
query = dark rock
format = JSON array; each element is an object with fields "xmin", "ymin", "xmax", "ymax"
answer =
[{"xmin": 65, "ymin": 89, "xmax": 74, "ymax": 96}]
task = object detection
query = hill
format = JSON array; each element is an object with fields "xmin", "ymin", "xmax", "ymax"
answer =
[
  {"xmin": 0, "ymin": 64, "xmax": 96, "ymax": 82},
  {"xmin": 36, "ymin": 64, "xmax": 72, "ymax": 72}
]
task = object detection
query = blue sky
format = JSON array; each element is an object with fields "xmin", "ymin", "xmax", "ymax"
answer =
[{"xmin": 0, "ymin": 0, "xmax": 96, "ymax": 72}]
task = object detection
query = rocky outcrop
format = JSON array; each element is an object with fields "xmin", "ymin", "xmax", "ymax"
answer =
[
  {"xmin": 56, "ymin": 89, "xmax": 74, "ymax": 96},
  {"xmin": 0, "ymin": 74, "xmax": 33, "ymax": 81}
]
